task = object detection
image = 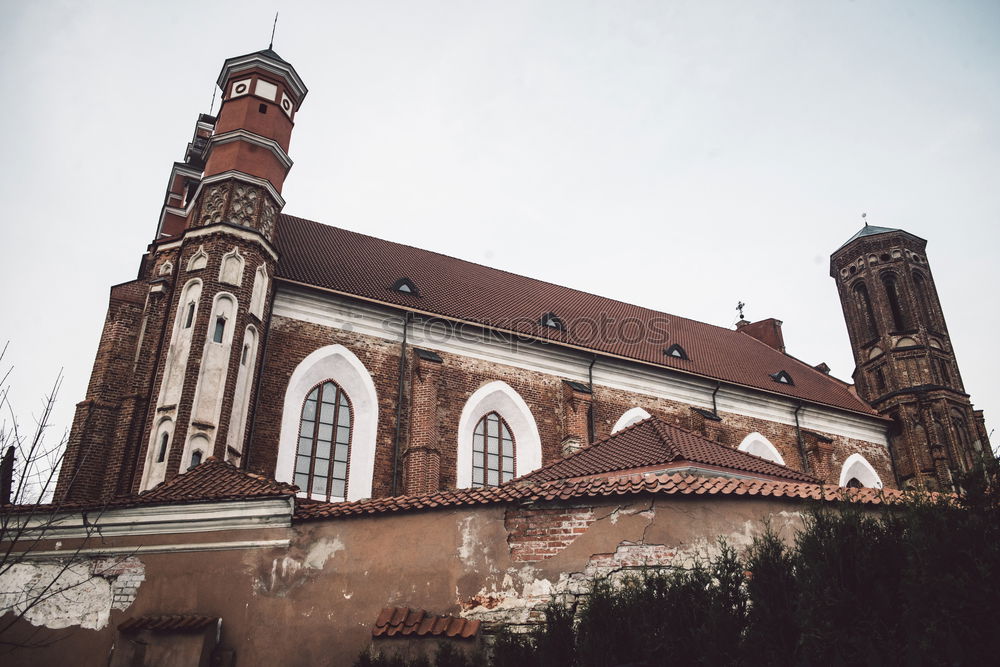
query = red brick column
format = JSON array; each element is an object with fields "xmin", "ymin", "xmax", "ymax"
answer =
[
  {"xmin": 403, "ymin": 355, "xmax": 442, "ymax": 495},
  {"xmin": 562, "ymin": 382, "xmax": 592, "ymax": 455}
]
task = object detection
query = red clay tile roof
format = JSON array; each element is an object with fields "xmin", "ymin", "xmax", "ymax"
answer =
[
  {"xmin": 373, "ymin": 607, "xmax": 480, "ymax": 639},
  {"xmin": 119, "ymin": 614, "xmax": 219, "ymax": 633},
  {"xmin": 275, "ymin": 215, "xmax": 878, "ymax": 416},
  {"xmin": 2, "ymin": 458, "xmax": 298, "ymax": 515},
  {"xmin": 522, "ymin": 417, "xmax": 818, "ymax": 484},
  {"xmin": 294, "ymin": 472, "xmax": 906, "ymax": 521},
  {"xmin": 136, "ymin": 457, "xmax": 298, "ymax": 503}
]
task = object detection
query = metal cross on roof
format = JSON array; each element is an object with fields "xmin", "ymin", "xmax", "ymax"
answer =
[{"xmin": 736, "ymin": 301, "xmax": 746, "ymax": 320}]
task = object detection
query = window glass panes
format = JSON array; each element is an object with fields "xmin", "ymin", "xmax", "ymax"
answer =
[
  {"xmin": 294, "ymin": 381, "xmax": 352, "ymax": 501},
  {"xmin": 471, "ymin": 412, "xmax": 515, "ymax": 488}
]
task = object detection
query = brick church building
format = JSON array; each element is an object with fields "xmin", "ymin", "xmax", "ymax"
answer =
[{"xmin": 3, "ymin": 47, "xmax": 991, "ymax": 665}]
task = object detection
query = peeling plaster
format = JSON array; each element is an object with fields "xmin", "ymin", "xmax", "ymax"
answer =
[
  {"xmin": 0, "ymin": 556, "xmax": 145, "ymax": 631},
  {"xmin": 458, "ymin": 516, "xmax": 479, "ymax": 566},
  {"xmin": 256, "ymin": 537, "xmax": 345, "ymax": 596},
  {"xmin": 303, "ymin": 537, "xmax": 345, "ymax": 570},
  {"xmin": 461, "ymin": 505, "xmax": 806, "ymax": 628}
]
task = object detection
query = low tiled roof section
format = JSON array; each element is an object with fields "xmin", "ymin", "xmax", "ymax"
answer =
[
  {"xmin": 276, "ymin": 215, "xmax": 876, "ymax": 416},
  {"xmin": 137, "ymin": 457, "xmax": 298, "ymax": 503},
  {"xmin": 373, "ymin": 607, "xmax": 480, "ymax": 639},
  {"xmin": 119, "ymin": 614, "xmax": 219, "ymax": 633},
  {"xmin": 522, "ymin": 417, "xmax": 818, "ymax": 484},
  {"xmin": 1, "ymin": 459, "xmax": 298, "ymax": 515},
  {"xmin": 294, "ymin": 472, "xmax": 905, "ymax": 521}
]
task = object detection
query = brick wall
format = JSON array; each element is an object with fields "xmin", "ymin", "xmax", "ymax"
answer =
[
  {"xmin": 247, "ymin": 304, "xmax": 895, "ymax": 496},
  {"xmin": 505, "ymin": 505, "xmax": 596, "ymax": 562}
]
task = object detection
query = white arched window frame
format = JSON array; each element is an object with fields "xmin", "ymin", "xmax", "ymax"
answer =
[
  {"xmin": 249, "ymin": 264, "xmax": 269, "ymax": 319},
  {"xmin": 611, "ymin": 407, "xmax": 652, "ymax": 434},
  {"xmin": 839, "ymin": 453, "xmax": 883, "ymax": 489},
  {"xmin": 184, "ymin": 292, "xmax": 238, "ymax": 465},
  {"xmin": 457, "ymin": 381, "xmax": 541, "ymax": 488},
  {"xmin": 218, "ymin": 246, "xmax": 245, "ymax": 286},
  {"xmin": 737, "ymin": 432, "xmax": 786, "ymax": 465},
  {"xmin": 186, "ymin": 433, "xmax": 210, "ymax": 470},
  {"xmin": 277, "ymin": 344, "xmax": 379, "ymax": 501},
  {"xmin": 140, "ymin": 417, "xmax": 175, "ymax": 491},
  {"xmin": 226, "ymin": 325, "xmax": 259, "ymax": 462}
]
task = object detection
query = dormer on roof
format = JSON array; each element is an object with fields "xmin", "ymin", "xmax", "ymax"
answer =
[
  {"xmin": 540, "ymin": 312, "xmax": 565, "ymax": 331},
  {"xmin": 770, "ymin": 370, "xmax": 794, "ymax": 386},
  {"xmin": 663, "ymin": 343, "xmax": 689, "ymax": 360},
  {"xmin": 391, "ymin": 277, "xmax": 420, "ymax": 296}
]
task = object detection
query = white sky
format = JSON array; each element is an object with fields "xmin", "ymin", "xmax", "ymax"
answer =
[{"xmin": 1, "ymin": 1, "xmax": 997, "ymax": 456}]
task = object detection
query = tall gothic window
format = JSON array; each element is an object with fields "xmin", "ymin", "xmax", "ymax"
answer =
[
  {"xmin": 472, "ymin": 412, "xmax": 516, "ymax": 487},
  {"xmin": 852, "ymin": 282, "xmax": 878, "ymax": 341},
  {"xmin": 882, "ymin": 273, "xmax": 910, "ymax": 332},
  {"xmin": 296, "ymin": 381, "xmax": 352, "ymax": 500},
  {"xmin": 912, "ymin": 271, "xmax": 940, "ymax": 330}
]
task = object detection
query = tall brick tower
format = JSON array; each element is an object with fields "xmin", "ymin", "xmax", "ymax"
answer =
[
  {"xmin": 56, "ymin": 49, "xmax": 307, "ymax": 501},
  {"xmin": 831, "ymin": 224, "xmax": 991, "ymax": 490}
]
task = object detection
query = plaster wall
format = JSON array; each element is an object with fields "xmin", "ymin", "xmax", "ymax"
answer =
[{"xmin": 1, "ymin": 495, "xmax": 813, "ymax": 665}]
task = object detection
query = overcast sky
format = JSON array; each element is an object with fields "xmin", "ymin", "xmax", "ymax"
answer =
[{"xmin": 1, "ymin": 1, "xmax": 997, "ymax": 457}]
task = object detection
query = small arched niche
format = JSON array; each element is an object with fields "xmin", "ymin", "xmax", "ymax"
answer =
[
  {"xmin": 611, "ymin": 407, "xmax": 652, "ymax": 434},
  {"xmin": 737, "ymin": 432, "xmax": 785, "ymax": 465}
]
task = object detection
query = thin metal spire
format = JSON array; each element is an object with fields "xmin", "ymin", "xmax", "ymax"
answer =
[
  {"xmin": 862, "ymin": 212, "xmax": 868, "ymax": 227},
  {"xmin": 269, "ymin": 12, "xmax": 279, "ymax": 50}
]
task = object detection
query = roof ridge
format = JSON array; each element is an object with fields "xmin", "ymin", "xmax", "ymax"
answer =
[
  {"xmin": 278, "ymin": 214, "xmax": 752, "ymax": 337},
  {"xmin": 516, "ymin": 416, "xmax": 662, "ymax": 482},
  {"xmin": 276, "ymin": 215, "xmax": 880, "ymax": 417},
  {"xmin": 647, "ymin": 418, "xmax": 685, "ymax": 460}
]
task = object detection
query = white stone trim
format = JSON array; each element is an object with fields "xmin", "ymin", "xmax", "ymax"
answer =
[
  {"xmin": 16, "ymin": 539, "xmax": 291, "ymax": 560},
  {"xmin": 839, "ymin": 453, "xmax": 883, "ymax": 488},
  {"xmin": 737, "ymin": 432, "xmax": 786, "ymax": 465},
  {"xmin": 198, "ymin": 170, "xmax": 286, "ymax": 210},
  {"xmin": 218, "ymin": 246, "xmax": 245, "ymax": 286},
  {"xmin": 456, "ymin": 381, "xmax": 542, "ymax": 488},
  {"xmin": 167, "ymin": 224, "xmax": 279, "ymax": 261},
  {"xmin": 6, "ymin": 498, "xmax": 294, "ymax": 542},
  {"xmin": 276, "ymin": 344, "xmax": 379, "ymax": 501},
  {"xmin": 218, "ymin": 53, "xmax": 307, "ymax": 103},
  {"xmin": 186, "ymin": 245, "xmax": 208, "ymax": 272},
  {"xmin": 210, "ymin": 129, "xmax": 293, "ymax": 171},
  {"xmin": 272, "ymin": 287, "xmax": 890, "ymax": 446},
  {"xmin": 611, "ymin": 407, "xmax": 652, "ymax": 434},
  {"xmin": 249, "ymin": 264, "xmax": 269, "ymax": 318}
]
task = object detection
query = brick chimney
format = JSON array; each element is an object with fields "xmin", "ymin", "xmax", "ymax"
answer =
[{"xmin": 736, "ymin": 318, "xmax": 786, "ymax": 352}]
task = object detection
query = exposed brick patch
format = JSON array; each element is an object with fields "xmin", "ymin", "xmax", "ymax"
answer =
[
  {"xmin": 505, "ymin": 506, "xmax": 596, "ymax": 562},
  {"xmin": 587, "ymin": 542, "xmax": 677, "ymax": 570},
  {"xmin": 91, "ymin": 556, "xmax": 145, "ymax": 611}
]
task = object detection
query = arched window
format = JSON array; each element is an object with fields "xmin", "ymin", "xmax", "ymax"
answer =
[
  {"xmin": 839, "ymin": 453, "xmax": 883, "ymax": 489},
  {"xmin": 295, "ymin": 381, "xmax": 352, "ymax": 501},
  {"xmin": 277, "ymin": 344, "xmax": 379, "ymax": 502},
  {"xmin": 472, "ymin": 412, "xmax": 516, "ymax": 487},
  {"xmin": 190, "ymin": 450, "xmax": 203, "ymax": 467},
  {"xmin": 852, "ymin": 282, "xmax": 878, "ymax": 341},
  {"xmin": 881, "ymin": 273, "xmax": 910, "ymax": 332},
  {"xmin": 456, "ymin": 381, "xmax": 542, "ymax": 488},
  {"xmin": 141, "ymin": 417, "xmax": 175, "ymax": 491},
  {"xmin": 156, "ymin": 432, "xmax": 169, "ymax": 463},
  {"xmin": 611, "ymin": 407, "xmax": 652, "ymax": 434},
  {"xmin": 912, "ymin": 271, "xmax": 934, "ymax": 330}
]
